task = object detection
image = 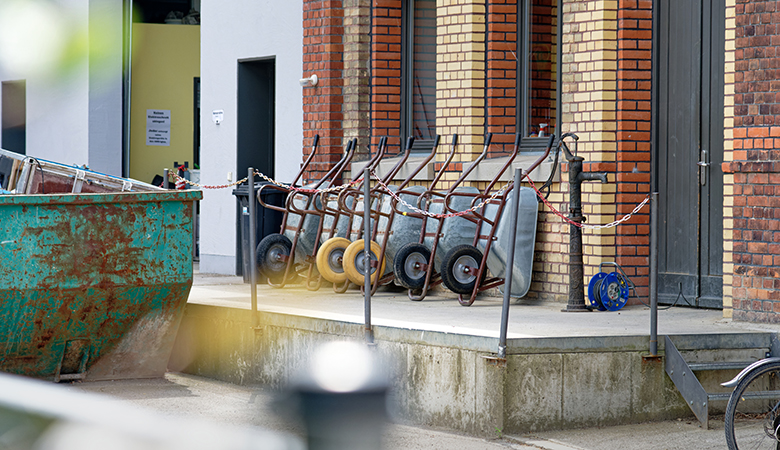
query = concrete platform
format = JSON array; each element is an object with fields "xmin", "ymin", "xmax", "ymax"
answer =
[
  {"xmin": 189, "ymin": 273, "xmax": 780, "ymax": 340},
  {"xmin": 172, "ymin": 271, "xmax": 780, "ymax": 438}
]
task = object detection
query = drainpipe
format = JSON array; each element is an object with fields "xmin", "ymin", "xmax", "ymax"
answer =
[{"xmin": 560, "ymin": 134, "xmax": 608, "ymax": 312}]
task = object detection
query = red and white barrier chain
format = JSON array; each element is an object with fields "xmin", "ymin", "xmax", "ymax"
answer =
[{"xmin": 169, "ymin": 169, "xmax": 650, "ymax": 230}]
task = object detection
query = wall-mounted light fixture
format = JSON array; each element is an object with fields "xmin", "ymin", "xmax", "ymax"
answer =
[{"xmin": 299, "ymin": 74, "xmax": 318, "ymax": 87}]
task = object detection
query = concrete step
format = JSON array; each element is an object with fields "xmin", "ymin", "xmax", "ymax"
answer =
[
  {"xmin": 688, "ymin": 361, "xmax": 754, "ymax": 371},
  {"xmin": 664, "ymin": 334, "xmax": 778, "ymax": 429}
]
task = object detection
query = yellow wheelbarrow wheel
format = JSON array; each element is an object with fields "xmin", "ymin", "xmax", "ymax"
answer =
[
  {"xmin": 316, "ymin": 237, "xmax": 351, "ymax": 283},
  {"xmin": 343, "ymin": 239, "xmax": 385, "ymax": 285}
]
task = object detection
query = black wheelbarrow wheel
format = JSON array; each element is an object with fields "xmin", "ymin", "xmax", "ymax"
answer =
[
  {"xmin": 441, "ymin": 244, "xmax": 483, "ymax": 295},
  {"xmin": 256, "ymin": 234, "xmax": 293, "ymax": 284},
  {"xmin": 316, "ymin": 237, "xmax": 351, "ymax": 283},
  {"xmin": 343, "ymin": 239, "xmax": 385, "ymax": 286},
  {"xmin": 393, "ymin": 243, "xmax": 431, "ymax": 291}
]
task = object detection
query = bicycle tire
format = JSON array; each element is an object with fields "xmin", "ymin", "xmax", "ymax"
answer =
[{"xmin": 725, "ymin": 359, "xmax": 780, "ymax": 450}]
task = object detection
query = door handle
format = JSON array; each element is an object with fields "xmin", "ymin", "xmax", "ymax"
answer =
[{"xmin": 698, "ymin": 149, "xmax": 708, "ymax": 186}]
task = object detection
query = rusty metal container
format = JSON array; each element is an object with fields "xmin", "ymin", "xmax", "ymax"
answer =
[{"xmin": 0, "ymin": 190, "xmax": 201, "ymax": 381}]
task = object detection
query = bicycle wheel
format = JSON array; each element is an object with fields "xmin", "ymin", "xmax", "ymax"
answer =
[{"xmin": 725, "ymin": 360, "xmax": 780, "ymax": 450}]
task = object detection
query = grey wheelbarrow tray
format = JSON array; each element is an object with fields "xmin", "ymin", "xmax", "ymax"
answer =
[
  {"xmin": 386, "ymin": 133, "xmax": 468, "ymax": 298},
  {"xmin": 331, "ymin": 137, "xmax": 419, "ymax": 291},
  {"xmin": 442, "ymin": 134, "xmax": 556, "ymax": 306},
  {"xmin": 255, "ymin": 137, "xmax": 355, "ymax": 287},
  {"xmin": 393, "ymin": 132, "xmax": 523, "ymax": 302},
  {"xmin": 369, "ymin": 135, "xmax": 443, "ymax": 295},
  {"xmin": 313, "ymin": 137, "xmax": 391, "ymax": 292}
]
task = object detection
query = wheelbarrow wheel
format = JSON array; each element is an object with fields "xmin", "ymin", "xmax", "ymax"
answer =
[
  {"xmin": 316, "ymin": 237, "xmax": 351, "ymax": 283},
  {"xmin": 256, "ymin": 234, "xmax": 293, "ymax": 283},
  {"xmin": 441, "ymin": 245, "xmax": 483, "ymax": 295},
  {"xmin": 343, "ymin": 239, "xmax": 385, "ymax": 286},
  {"xmin": 394, "ymin": 243, "xmax": 431, "ymax": 290}
]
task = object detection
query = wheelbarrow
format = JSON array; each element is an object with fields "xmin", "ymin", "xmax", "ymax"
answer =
[
  {"xmin": 255, "ymin": 137, "xmax": 356, "ymax": 286},
  {"xmin": 440, "ymin": 134, "xmax": 556, "ymax": 306}
]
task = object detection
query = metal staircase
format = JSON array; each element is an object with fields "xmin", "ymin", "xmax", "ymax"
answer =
[{"xmin": 664, "ymin": 333, "xmax": 779, "ymax": 429}]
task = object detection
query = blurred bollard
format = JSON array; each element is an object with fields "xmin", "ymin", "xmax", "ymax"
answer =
[{"xmin": 292, "ymin": 341, "xmax": 388, "ymax": 450}]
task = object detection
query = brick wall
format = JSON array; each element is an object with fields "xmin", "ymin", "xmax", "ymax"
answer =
[
  {"xmin": 303, "ymin": 0, "xmax": 346, "ymax": 182},
  {"xmin": 722, "ymin": 0, "xmax": 736, "ymax": 318},
  {"xmin": 436, "ymin": 0, "xmax": 487, "ymax": 186},
  {"xmin": 372, "ymin": 0, "xmax": 403, "ymax": 152},
  {"xmin": 614, "ymin": 0, "xmax": 652, "ymax": 299},
  {"xmin": 343, "ymin": 0, "xmax": 372, "ymax": 153},
  {"xmin": 557, "ymin": 0, "xmax": 620, "ymax": 301},
  {"xmin": 486, "ymin": 0, "xmax": 517, "ymax": 154},
  {"xmin": 727, "ymin": 0, "xmax": 780, "ymax": 322},
  {"xmin": 297, "ymin": 0, "xmax": 659, "ymax": 307}
]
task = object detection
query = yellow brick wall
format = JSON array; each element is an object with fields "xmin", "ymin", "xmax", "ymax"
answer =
[
  {"xmin": 532, "ymin": 0, "xmax": 619, "ymax": 301},
  {"xmin": 436, "ymin": 0, "xmax": 486, "ymax": 187},
  {"xmin": 722, "ymin": 0, "xmax": 735, "ymax": 318}
]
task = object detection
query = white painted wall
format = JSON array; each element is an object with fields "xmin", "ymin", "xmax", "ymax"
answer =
[
  {"xmin": 199, "ymin": 0, "xmax": 303, "ymax": 274},
  {"xmin": 0, "ymin": 0, "xmax": 123, "ymax": 176}
]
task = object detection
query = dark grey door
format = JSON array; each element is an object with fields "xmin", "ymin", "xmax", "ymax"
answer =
[
  {"xmin": 656, "ymin": 0, "xmax": 724, "ymax": 308},
  {"xmin": 236, "ymin": 58, "xmax": 275, "ymax": 276}
]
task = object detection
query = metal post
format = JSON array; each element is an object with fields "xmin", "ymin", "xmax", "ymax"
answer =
[
  {"xmin": 498, "ymin": 168, "xmax": 523, "ymax": 359},
  {"xmin": 163, "ymin": 169, "xmax": 169, "ymax": 189},
  {"xmin": 248, "ymin": 167, "xmax": 258, "ymax": 328},
  {"xmin": 649, "ymin": 192, "xmax": 659, "ymax": 356},
  {"xmin": 363, "ymin": 167, "xmax": 373, "ymax": 344}
]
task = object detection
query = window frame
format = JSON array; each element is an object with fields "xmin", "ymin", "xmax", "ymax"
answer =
[
  {"xmin": 401, "ymin": 0, "xmax": 437, "ymax": 153},
  {"xmin": 516, "ymin": 0, "xmax": 562, "ymax": 151}
]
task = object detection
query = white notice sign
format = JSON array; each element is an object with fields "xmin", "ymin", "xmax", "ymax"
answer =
[{"xmin": 146, "ymin": 109, "xmax": 171, "ymax": 146}]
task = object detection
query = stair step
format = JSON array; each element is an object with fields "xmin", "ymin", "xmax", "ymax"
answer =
[
  {"xmin": 688, "ymin": 361, "xmax": 755, "ymax": 371},
  {"xmin": 707, "ymin": 390, "xmax": 780, "ymax": 402}
]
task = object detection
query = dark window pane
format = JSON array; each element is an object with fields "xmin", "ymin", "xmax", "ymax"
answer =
[
  {"xmin": 1, "ymin": 80, "xmax": 26, "ymax": 155},
  {"xmin": 527, "ymin": 0, "xmax": 557, "ymax": 137},
  {"xmin": 412, "ymin": 0, "xmax": 437, "ymax": 140}
]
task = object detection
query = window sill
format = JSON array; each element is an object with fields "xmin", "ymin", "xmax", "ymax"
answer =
[
  {"xmin": 350, "ymin": 155, "xmax": 436, "ymax": 183},
  {"xmin": 464, "ymin": 153, "xmax": 559, "ymax": 183},
  {"xmin": 350, "ymin": 153, "xmax": 559, "ymax": 185}
]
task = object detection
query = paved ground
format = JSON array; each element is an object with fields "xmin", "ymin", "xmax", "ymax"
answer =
[{"xmin": 70, "ymin": 372, "xmax": 729, "ymax": 450}]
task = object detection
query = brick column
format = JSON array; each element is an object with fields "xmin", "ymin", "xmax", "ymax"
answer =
[
  {"xmin": 727, "ymin": 0, "xmax": 780, "ymax": 322},
  {"xmin": 486, "ymin": 0, "xmax": 518, "ymax": 154},
  {"xmin": 614, "ymin": 0, "xmax": 652, "ymax": 299},
  {"xmin": 343, "ymin": 0, "xmax": 372, "ymax": 155},
  {"xmin": 303, "ymin": 0, "xmax": 345, "ymax": 182},
  {"xmin": 559, "ymin": 0, "xmax": 620, "ymax": 300},
  {"xmin": 721, "ymin": 0, "xmax": 736, "ymax": 318},
  {"xmin": 437, "ymin": 0, "xmax": 487, "ymax": 187},
  {"xmin": 372, "ymin": 1, "xmax": 403, "ymax": 151}
]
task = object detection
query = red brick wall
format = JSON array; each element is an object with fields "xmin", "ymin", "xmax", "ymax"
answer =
[
  {"xmin": 614, "ymin": 0, "xmax": 653, "ymax": 302},
  {"xmin": 372, "ymin": 0, "xmax": 403, "ymax": 152},
  {"xmin": 729, "ymin": 0, "xmax": 780, "ymax": 321},
  {"xmin": 303, "ymin": 0, "xmax": 345, "ymax": 182},
  {"xmin": 486, "ymin": 0, "xmax": 518, "ymax": 155}
]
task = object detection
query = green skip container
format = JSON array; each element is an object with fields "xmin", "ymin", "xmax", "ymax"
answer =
[{"xmin": 0, "ymin": 190, "xmax": 202, "ymax": 382}]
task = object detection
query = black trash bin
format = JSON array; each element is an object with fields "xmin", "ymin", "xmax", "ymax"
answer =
[{"xmin": 233, "ymin": 181, "xmax": 285, "ymax": 283}]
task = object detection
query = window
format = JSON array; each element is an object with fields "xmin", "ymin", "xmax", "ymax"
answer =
[
  {"xmin": 518, "ymin": 0, "xmax": 558, "ymax": 143},
  {"xmin": 402, "ymin": 0, "xmax": 437, "ymax": 151},
  {"xmin": 1, "ymin": 80, "xmax": 25, "ymax": 155}
]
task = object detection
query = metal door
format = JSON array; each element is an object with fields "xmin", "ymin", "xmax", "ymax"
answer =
[{"xmin": 656, "ymin": 0, "xmax": 725, "ymax": 308}]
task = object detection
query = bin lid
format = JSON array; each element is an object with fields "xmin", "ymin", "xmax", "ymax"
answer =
[{"xmin": 232, "ymin": 181, "xmax": 273, "ymax": 196}]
